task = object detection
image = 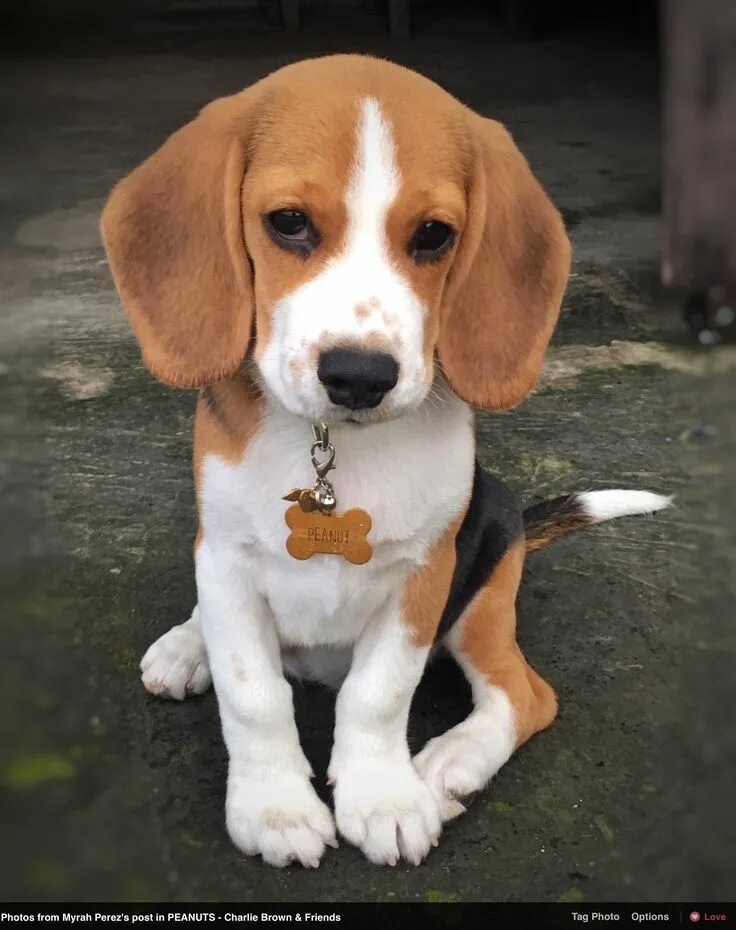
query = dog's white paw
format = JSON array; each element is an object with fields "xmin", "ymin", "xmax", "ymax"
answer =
[
  {"xmin": 413, "ymin": 728, "xmax": 504, "ymax": 822},
  {"xmin": 227, "ymin": 772, "xmax": 337, "ymax": 868},
  {"xmin": 331, "ymin": 758, "xmax": 442, "ymax": 866},
  {"xmin": 140, "ymin": 620, "xmax": 211, "ymax": 701}
]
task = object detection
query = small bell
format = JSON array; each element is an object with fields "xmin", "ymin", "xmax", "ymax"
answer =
[{"xmin": 315, "ymin": 485, "xmax": 337, "ymax": 513}]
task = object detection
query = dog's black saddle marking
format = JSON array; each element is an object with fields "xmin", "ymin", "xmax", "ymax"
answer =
[{"xmin": 436, "ymin": 461, "xmax": 524, "ymax": 641}]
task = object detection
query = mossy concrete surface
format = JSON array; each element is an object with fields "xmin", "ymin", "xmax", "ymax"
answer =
[{"xmin": 1, "ymin": 10, "xmax": 734, "ymax": 902}]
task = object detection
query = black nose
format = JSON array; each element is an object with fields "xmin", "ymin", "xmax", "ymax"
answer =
[{"xmin": 318, "ymin": 348, "xmax": 399, "ymax": 410}]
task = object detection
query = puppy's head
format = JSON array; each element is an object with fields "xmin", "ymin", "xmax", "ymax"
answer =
[{"xmin": 102, "ymin": 55, "xmax": 570, "ymax": 422}]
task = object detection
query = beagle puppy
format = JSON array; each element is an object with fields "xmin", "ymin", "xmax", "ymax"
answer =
[{"xmin": 101, "ymin": 54, "xmax": 669, "ymax": 869}]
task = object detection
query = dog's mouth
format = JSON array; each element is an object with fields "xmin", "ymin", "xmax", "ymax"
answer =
[{"xmin": 324, "ymin": 402, "xmax": 404, "ymax": 427}]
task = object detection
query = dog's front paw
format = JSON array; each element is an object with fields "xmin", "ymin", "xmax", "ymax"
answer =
[
  {"xmin": 331, "ymin": 758, "xmax": 442, "ymax": 866},
  {"xmin": 140, "ymin": 620, "xmax": 211, "ymax": 700},
  {"xmin": 413, "ymin": 728, "xmax": 502, "ymax": 822},
  {"xmin": 227, "ymin": 772, "xmax": 337, "ymax": 868}
]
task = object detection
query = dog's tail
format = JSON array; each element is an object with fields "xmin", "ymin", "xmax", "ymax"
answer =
[{"xmin": 523, "ymin": 490, "xmax": 672, "ymax": 553}]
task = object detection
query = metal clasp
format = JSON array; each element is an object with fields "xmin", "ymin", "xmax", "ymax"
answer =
[
  {"xmin": 310, "ymin": 422, "xmax": 335, "ymax": 479},
  {"xmin": 311, "ymin": 422, "xmax": 330, "ymax": 451},
  {"xmin": 310, "ymin": 441, "xmax": 336, "ymax": 480}
]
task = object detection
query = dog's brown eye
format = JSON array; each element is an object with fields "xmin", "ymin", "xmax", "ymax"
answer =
[
  {"xmin": 265, "ymin": 210, "xmax": 318, "ymax": 257},
  {"xmin": 269, "ymin": 209, "xmax": 309, "ymax": 238},
  {"xmin": 409, "ymin": 220, "xmax": 454, "ymax": 264}
]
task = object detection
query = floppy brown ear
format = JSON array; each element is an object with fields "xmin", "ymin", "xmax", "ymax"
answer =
[
  {"xmin": 100, "ymin": 94, "xmax": 255, "ymax": 387},
  {"xmin": 437, "ymin": 116, "xmax": 571, "ymax": 410}
]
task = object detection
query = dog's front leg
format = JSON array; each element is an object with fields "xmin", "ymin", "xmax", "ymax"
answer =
[
  {"xmin": 328, "ymin": 595, "xmax": 444, "ymax": 866},
  {"xmin": 196, "ymin": 540, "xmax": 336, "ymax": 868}
]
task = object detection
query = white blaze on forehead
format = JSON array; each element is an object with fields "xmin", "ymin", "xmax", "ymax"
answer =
[
  {"xmin": 258, "ymin": 94, "xmax": 431, "ymax": 420},
  {"xmin": 344, "ymin": 97, "xmax": 400, "ymax": 254}
]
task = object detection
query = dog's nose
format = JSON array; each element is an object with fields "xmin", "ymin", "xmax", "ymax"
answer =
[{"xmin": 318, "ymin": 348, "xmax": 399, "ymax": 410}]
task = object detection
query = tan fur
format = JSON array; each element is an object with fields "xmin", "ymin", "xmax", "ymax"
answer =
[
  {"xmin": 288, "ymin": 357, "xmax": 305, "ymax": 383},
  {"xmin": 100, "ymin": 92, "xmax": 257, "ymax": 387},
  {"xmin": 456, "ymin": 539, "xmax": 558, "ymax": 746},
  {"xmin": 400, "ymin": 516, "xmax": 463, "ymax": 647},
  {"xmin": 193, "ymin": 372, "xmax": 263, "ymax": 498},
  {"xmin": 361, "ymin": 331, "xmax": 395, "ymax": 354},
  {"xmin": 101, "ymin": 55, "xmax": 569, "ymax": 414},
  {"xmin": 524, "ymin": 517, "xmax": 590, "ymax": 552},
  {"xmin": 437, "ymin": 119, "xmax": 571, "ymax": 411}
]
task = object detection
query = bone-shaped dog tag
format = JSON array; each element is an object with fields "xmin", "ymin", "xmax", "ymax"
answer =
[{"xmin": 284, "ymin": 505, "xmax": 372, "ymax": 565}]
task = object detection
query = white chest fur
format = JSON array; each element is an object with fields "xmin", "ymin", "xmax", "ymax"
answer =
[{"xmin": 198, "ymin": 381, "xmax": 475, "ymax": 650}]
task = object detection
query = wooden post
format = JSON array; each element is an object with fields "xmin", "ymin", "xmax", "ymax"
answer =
[{"xmin": 662, "ymin": 0, "xmax": 736, "ymax": 343}]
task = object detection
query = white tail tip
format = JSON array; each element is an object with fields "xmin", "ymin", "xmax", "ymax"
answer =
[{"xmin": 576, "ymin": 490, "xmax": 673, "ymax": 523}]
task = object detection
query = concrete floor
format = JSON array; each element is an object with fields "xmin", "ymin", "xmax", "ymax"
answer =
[{"xmin": 1, "ymin": 7, "xmax": 734, "ymax": 903}]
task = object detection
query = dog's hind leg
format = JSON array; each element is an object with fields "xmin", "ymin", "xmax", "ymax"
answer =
[
  {"xmin": 413, "ymin": 539, "xmax": 557, "ymax": 821},
  {"xmin": 140, "ymin": 604, "xmax": 212, "ymax": 700}
]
